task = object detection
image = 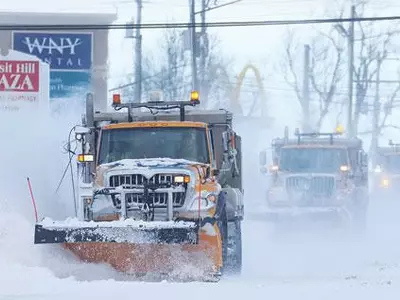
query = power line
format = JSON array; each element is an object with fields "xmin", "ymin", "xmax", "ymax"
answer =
[{"xmin": 1, "ymin": 15, "xmax": 400, "ymax": 30}]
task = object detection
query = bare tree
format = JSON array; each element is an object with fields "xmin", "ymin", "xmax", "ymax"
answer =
[
  {"xmin": 280, "ymin": 0, "xmax": 400, "ymax": 135},
  {"xmin": 201, "ymin": 34, "xmax": 235, "ymax": 109},
  {"xmin": 115, "ymin": 29, "xmax": 189, "ymax": 101},
  {"xmin": 198, "ymin": 0, "xmax": 238, "ymax": 108},
  {"xmin": 280, "ymin": 28, "xmax": 345, "ymax": 131},
  {"xmin": 309, "ymin": 31, "xmax": 345, "ymax": 129},
  {"xmin": 116, "ymin": 27, "xmax": 233, "ymax": 106},
  {"xmin": 144, "ymin": 29, "xmax": 233, "ymax": 106},
  {"xmin": 375, "ymin": 84, "xmax": 400, "ymax": 137},
  {"xmin": 333, "ymin": 0, "xmax": 400, "ymax": 135},
  {"xmin": 143, "ymin": 28, "xmax": 189, "ymax": 101},
  {"xmin": 358, "ymin": 70, "xmax": 400, "ymax": 137},
  {"xmin": 119, "ymin": 56, "xmax": 155, "ymax": 100}
]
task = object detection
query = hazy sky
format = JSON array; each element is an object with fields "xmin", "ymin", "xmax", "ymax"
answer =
[
  {"xmin": 2, "ymin": 0, "xmax": 400, "ymax": 139},
  {"xmin": 4, "ymin": 0, "xmax": 400, "ymax": 79}
]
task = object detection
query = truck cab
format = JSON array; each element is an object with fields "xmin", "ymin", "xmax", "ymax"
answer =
[{"xmin": 91, "ymin": 121, "xmax": 218, "ymax": 222}]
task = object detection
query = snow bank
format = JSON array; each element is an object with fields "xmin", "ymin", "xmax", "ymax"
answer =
[
  {"xmin": 0, "ymin": 104, "xmax": 79, "ymax": 264},
  {"xmin": 0, "ymin": 100, "xmax": 121, "ymax": 282}
]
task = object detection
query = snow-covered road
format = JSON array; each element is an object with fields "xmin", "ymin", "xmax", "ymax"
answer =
[
  {"xmin": 2, "ymin": 205, "xmax": 400, "ymax": 300},
  {"xmin": 1, "ymin": 110, "xmax": 400, "ymax": 299}
]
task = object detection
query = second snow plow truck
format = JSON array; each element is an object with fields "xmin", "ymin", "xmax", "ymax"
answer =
[
  {"xmin": 34, "ymin": 91, "xmax": 244, "ymax": 281},
  {"xmin": 371, "ymin": 140, "xmax": 400, "ymax": 198},
  {"xmin": 259, "ymin": 127, "xmax": 369, "ymax": 229}
]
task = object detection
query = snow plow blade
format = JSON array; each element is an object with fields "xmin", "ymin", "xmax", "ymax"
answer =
[
  {"xmin": 33, "ymin": 220, "xmax": 222, "ymax": 280},
  {"xmin": 34, "ymin": 222, "xmax": 199, "ymax": 245}
]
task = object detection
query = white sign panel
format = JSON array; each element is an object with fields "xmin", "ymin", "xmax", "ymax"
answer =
[{"xmin": 0, "ymin": 49, "xmax": 50, "ymax": 112}]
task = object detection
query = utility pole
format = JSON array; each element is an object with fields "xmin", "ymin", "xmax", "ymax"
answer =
[
  {"xmin": 199, "ymin": 0, "xmax": 207, "ymax": 105},
  {"xmin": 371, "ymin": 54, "xmax": 382, "ymax": 169},
  {"xmin": 134, "ymin": 0, "xmax": 143, "ymax": 103},
  {"xmin": 189, "ymin": 0, "xmax": 198, "ymax": 91},
  {"xmin": 192, "ymin": 0, "xmax": 242, "ymax": 105},
  {"xmin": 347, "ymin": 5, "xmax": 356, "ymax": 137},
  {"xmin": 302, "ymin": 44, "xmax": 310, "ymax": 132}
]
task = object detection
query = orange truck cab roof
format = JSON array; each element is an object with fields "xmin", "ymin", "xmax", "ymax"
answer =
[
  {"xmin": 103, "ymin": 121, "xmax": 208, "ymax": 130},
  {"xmin": 281, "ymin": 144, "xmax": 348, "ymax": 149}
]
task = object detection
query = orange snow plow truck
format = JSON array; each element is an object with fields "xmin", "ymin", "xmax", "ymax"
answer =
[{"xmin": 33, "ymin": 91, "xmax": 244, "ymax": 282}]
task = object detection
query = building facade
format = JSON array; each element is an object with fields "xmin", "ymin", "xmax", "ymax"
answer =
[{"xmin": 0, "ymin": 11, "xmax": 117, "ymax": 111}]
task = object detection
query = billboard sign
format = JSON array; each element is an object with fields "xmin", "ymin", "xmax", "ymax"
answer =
[
  {"xmin": 12, "ymin": 31, "xmax": 93, "ymax": 99},
  {"xmin": 0, "ymin": 60, "xmax": 39, "ymax": 92},
  {"xmin": 0, "ymin": 50, "xmax": 50, "ymax": 112},
  {"xmin": 12, "ymin": 32, "xmax": 93, "ymax": 70},
  {"xmin": 50, "ymin": 71, "xmax": 91, "ymax": 98}
]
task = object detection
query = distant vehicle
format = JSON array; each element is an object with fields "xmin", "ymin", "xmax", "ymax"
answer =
[
  {"xmin": 371, "ymin": 140, "xmax": 400, "ymax": 198},
  {"xmin": 259, "ymin": 126, "xmax": 369, "ymax": 229}
]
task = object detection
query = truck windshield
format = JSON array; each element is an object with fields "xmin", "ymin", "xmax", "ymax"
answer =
[
  {"xmin": 98, "ymin": 127, "xmax": 209, "ymax": 165},
  {"xmin": 279, "ymin": 147, "xmax": 348, "ymax": 173},
  {"xmin": 382, "ymin": 155, "xmax": 400, "ymax": 173}
]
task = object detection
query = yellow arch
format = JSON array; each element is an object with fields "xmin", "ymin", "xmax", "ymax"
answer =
[{"xmin": 231, "ymin": 64, "xmax": 267, "ymax": 116}]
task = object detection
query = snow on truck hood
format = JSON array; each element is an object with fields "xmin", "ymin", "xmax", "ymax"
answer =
[{"xmin": 100, "ymin": 158, "xmax": 206, "ymax": 170}]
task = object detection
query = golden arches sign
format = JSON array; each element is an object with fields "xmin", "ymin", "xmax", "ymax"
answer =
[{"xmin": 231, "ymin": 63, "xmax": 267, "ymax": 117}]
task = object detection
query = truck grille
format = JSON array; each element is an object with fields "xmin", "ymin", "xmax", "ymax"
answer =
[
  {"xmin": 125, "ymin": 192, "xmax": 185, "ymax": 208},
  {"xmin": 109, "ymin": 173, "xmax": 187, "ymax": 209},
  {"xmin": 286, "ymin": 176, "xmax": 335, "ymax": 199},
  {"xmin": 109, "ymin": 173, "xmax": 177, "ymax": 188}
]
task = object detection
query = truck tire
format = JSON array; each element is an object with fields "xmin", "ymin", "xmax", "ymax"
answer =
[
  {"xmin": 216, "ymin": 205, "xmax": 228, "ymax": 274},
  {"xmin": 227, "ymin": 219, "xmax": 242, "ymax": 274},
  {"xmin": 216, "ymin": 195, "xmax": 242, "ymax": 276}
]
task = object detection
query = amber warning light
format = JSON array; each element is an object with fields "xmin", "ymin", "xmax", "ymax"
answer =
[
  {"xmin": 335, "ymin": 124, "xmax": 344, "ymax": 134},
  {"xmin": 113, "ymin": 94, "xmax": 121, "ymax": 105},
  {"xmin": 78, "ymin": 154, "xmax": 94, "ymax": 162},
  {"xmin": 190, "ymin": 90, "xmax": 200, "ymax": 102}
]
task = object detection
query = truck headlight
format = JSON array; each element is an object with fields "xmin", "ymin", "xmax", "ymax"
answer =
[
  {"xmin": 374, "ymin": 165, "xmax": 382, "ymax": 173},
  {"xmin": 381, "ymin": 178, "xmax": 390, "ymax": 187},
  {"xmin": 83, "ymin": 196, "xmax": 93, "ymax": 207},
  {"xmin": 174, "ymin": 175, "xmax": 190, "ymax": 183}
]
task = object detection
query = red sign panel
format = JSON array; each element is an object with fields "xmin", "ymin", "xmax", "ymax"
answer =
[{"xmin": 0, "ymin": 60, "xmax": 39, "ymax": 92}]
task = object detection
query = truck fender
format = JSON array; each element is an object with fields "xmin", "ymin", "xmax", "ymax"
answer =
[
  {"xmin": 201, "ymin": 191, "xmax": 226, "ymax": 227},
  {"xmin": 222, "ymin": 187, "xmax": 244, "ymax": 221},
  {"xmin": 214, "ymin": 191, "xmax": 227, "ymax": 220}
]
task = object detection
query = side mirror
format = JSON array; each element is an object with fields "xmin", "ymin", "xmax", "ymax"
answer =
[
  {"xmin": 259, "ymin": 150, "xmax": 267, "ymax": 166},
  {"xmin": 75, "ymin": 126, "xmax": 91, "ymax": 134},
  {"xmin": 363, "ymin": 153, "xmax": 369, "ymax": 167},
  {"xmin": 359, "ymin": 151, "xmax": 368, "ymax": 167},
  {"xmin": 357, "ymin": 151, "xmax": 362, "ymax": 164},
  {"xmin": 222, "ymin": 131, "xmax": 229, "ymax": 152}
]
